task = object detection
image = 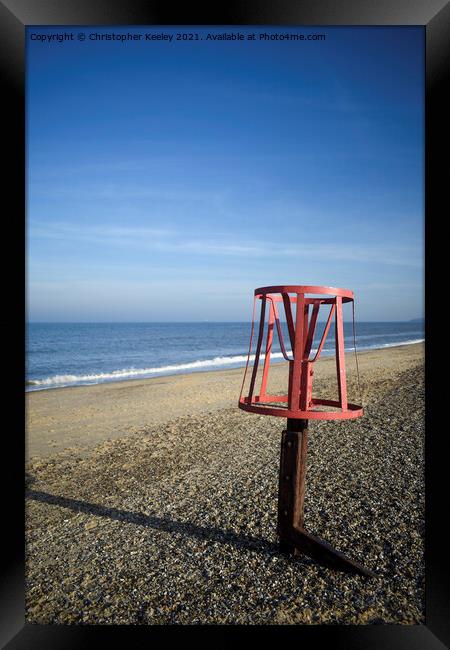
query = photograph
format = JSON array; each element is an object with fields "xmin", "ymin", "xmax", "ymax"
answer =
[{"xmin": 24, "ymin": 23, "xmax": 425, "ymax": 626}]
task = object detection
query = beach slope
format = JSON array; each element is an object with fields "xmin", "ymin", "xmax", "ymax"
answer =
[{"xmin": 26, "ymin": 343, "xmax": 424, "ymax": 624}]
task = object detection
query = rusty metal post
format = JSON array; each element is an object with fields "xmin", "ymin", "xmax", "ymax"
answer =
[
  {"xmin": 239, "ymin": 285, "xmax": 375, "ymax": 576},
  {"xmin": 277, "ymin": 416, "xmax": 375, "ymax": 576},
  {"xmin": 277, "ymin": 418, "xmax": 308, "ymax": 553}
]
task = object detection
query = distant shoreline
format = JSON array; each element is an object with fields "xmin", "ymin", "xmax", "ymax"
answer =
[
  {"xmin": 27, "ymin": 319, "xmax": 424, "ymax": 324},
  {"xmin": 26, "ymin": 337, "xmax": 425, "ymax": 393},
  {"xmin": 26, "ymin": 342, "xmax": 424, "ymax": 460}
]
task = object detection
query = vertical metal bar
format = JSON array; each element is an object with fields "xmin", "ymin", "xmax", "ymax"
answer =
[
  {"xmin": 239, "ymin": 296, "xmax": 257, "ymax": 401},
  {"xmin": 277, "ymin": 418, "xmax": 309, "ymax": 549},
  {"xmin": 282, "ymin": 293, "xmax": 296, "ymax": 351},
  {"xmin": 260, "ymin": 300, "xmax": 274, "ymax": 399},
  {"xmin": 302, "ymin": 303, "xmax": 309, "ymax": 359},
  {"xmin": 291, "ymin": 419, "xmax": 309, "ymax": 530},
  {"xmin": 352, "ymin": 299, "xmax": 363, "ymax": 406},
  {"xmin": 288, "ymin": 293, "xmax": 305, "ymax": 412},
  {"xmin": 299, "ymin": 361, "xmax": 314, "ymax": 411},
  {"xmin": 277, "ymin": 429, "xmax": 297, "ymax": 545},
  {"xmin": 248, "ymin": 295, "xmax": 266, "ymax": 401},
  {"xmin": 335, "ymin": 296, "xmax": 348, "ymax": 410},
  {"xmin": 304, "ymin": 301, "xmax": 320, "ymax": 360}
]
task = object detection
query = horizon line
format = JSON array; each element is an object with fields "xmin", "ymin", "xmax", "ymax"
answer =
[{"xmin": 26, "ymin": 318, "xmax": 425, "ymax": 324}]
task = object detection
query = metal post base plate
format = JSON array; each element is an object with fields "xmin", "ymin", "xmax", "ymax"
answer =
[{"xmin": 280, "ymin": 525, "xmax": 377, "ymax": 577}]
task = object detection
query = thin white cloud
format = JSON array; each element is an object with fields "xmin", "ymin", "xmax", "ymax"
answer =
[
  {"xmin": 29, "ymin": 183, "xmax": 225, "ymax": 203},
  {"xmin": 29, "ymin": 221, "xmax": 422, "ymax": 268},
  {"xmin": 29, "ymin": 222, "xmax": 173, "ymax": 241}
]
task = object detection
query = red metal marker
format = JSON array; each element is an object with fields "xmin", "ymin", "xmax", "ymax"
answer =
[{"xmin": 238, "ymin": 285, "xmax": 375, "ymax": 576}]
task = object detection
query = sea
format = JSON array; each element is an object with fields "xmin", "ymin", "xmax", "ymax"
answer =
[{"xmin": 25, "ymin": 321, "xmax": 425, "ymax": 392}]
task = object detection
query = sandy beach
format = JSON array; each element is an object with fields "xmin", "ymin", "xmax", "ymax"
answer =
[{"xmin": 25, "ymin": 342, "xmax": 424, "ymax": 624}]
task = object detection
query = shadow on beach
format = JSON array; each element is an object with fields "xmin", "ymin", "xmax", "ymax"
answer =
[{"xmin": 26, "ymin": 488, "xmax": 279, "ymax": 556}]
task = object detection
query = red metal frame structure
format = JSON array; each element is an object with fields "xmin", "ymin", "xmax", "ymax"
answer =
[
  {"xmin": 238, "ymin": 285, "xmax": 374, "ymax": 576},
  {"xmin": 239, "ymin": 285, "xmax": 363, "ymax": 420}
]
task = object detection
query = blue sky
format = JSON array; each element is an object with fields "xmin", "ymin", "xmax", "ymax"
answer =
[{"xmin": 27, "ymin": 26, "xmax": 424, "ymax": 322}]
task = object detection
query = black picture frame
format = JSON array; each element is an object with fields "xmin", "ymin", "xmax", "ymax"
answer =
[{"xmin": 2, "ymin": 0, "xmax": 448, "ymax": 647}]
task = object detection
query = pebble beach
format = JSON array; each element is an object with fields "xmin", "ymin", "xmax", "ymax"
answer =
[{"xmin": 25, "ymin": 342, "xmax": 424, "ymax": 625}]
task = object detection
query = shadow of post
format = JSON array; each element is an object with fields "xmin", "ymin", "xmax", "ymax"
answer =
[{"xmin": 26, "ymin": 489, "xmax": 279, "ymax": 556}]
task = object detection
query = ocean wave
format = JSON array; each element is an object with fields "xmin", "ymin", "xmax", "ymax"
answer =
[
  {"xmin": 363, "ymin": 338, "xmax": 424, "ymax": 349},
  {"xmin": 26, "ymin": 338, "xmax": 424, "ymax": 390},
  {"xmin": 26, "ymin": 351, "xmax": 288, "ymax": 388},
  {"xmin": 351, "ymin": 330, "xmax": 424, "ymax": 341}
]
